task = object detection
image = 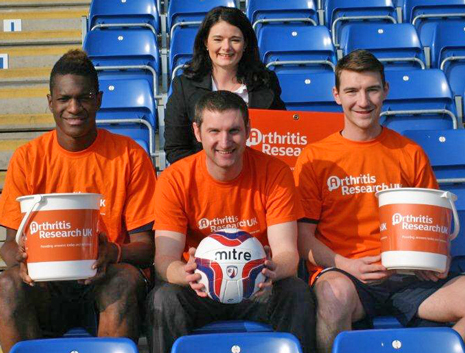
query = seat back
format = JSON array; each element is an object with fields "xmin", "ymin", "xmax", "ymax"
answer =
[
  {"xmin": 168, "ymin": 0, "xmax": 236, "ymax": 37},
  {"xmin": 258, "ymin": 25, "xmax": 336, "ymax": 73},
  {"xmin": 10, "ymin": 337, "xmax": 139, "ymax": 353},
  {"xmin": 193, "ymin": 321, "xmax": 273, "ymax": 334},
  {"xmin": 332, "ymin": 328, "xmax": 465, "ymax": 353},
  {"xmin": 403, "ymin": 129, "xmax": 465, "ymax": 257},
  {"xmin": 247, "ymin": 0, "xmax": 318, "ymax": 34},
  {"xmin": 169, "ymin": 25, "xmax": 197, "ymax": 79},
  {"xmin": 381, "ymin": 69, "xmax": 457, "ymax": 133},
  {"xmin": 83, "ymin": 29, "xmax": 160, "ymax": 94},
  {"xmin": 89, "ymin": 0, "xmax": 160, "ymax": 33},
  {"xmin": 340, "ymin": 23, "xmax": 425, "ymax": 70},
  {"xmin": 278, "ymin": 71, "xmax": 342, "ymax": 112},
  {"xmin": 172, "ymin": 332, "xmax": 302, "ymax": 353},
  {"xmin": 97, "ymin": 77, "xmax": 156, "ymax": 155},
  {"xmin": 403, "ymin": 0, "xmax": 465, "ymax": 46},
  {"xmin": 324, "ymin": 0, "xmax": 397, "ymax": 47}
]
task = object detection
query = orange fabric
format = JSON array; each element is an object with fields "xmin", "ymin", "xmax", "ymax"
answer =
[
  {"xmin": 154, "ymin": 147, "xmax": 304, "ymax": 252},
  {"xmin": 0, "ymin": 129, "xmax": 157, "ymax": 244},
  {"xmin": 293, "ymin": 128, "xmax": 438, "ymax": 279}
]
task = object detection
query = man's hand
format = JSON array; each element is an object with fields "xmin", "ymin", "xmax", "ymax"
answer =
[
  {"xmin": 82, "ymin": 232, "xmax": 117, "ymax": 285},
  {"xmin": 339, "ymin": 255, "xmax": 393, "ymax": 283},
  {"xmin": 15, "ymin": 240, "xmax": 33, "ymax": 286},
  {"xmin": 184, "ymin": 247, "xmax": 207, "ymax": 297},
  {"xmin": 254, "ymin": 245, "xmax": 276, "ymax": 297},
  {"xmin": 414, "ymin": 256, "xmax": 450, "ymax": 282}
]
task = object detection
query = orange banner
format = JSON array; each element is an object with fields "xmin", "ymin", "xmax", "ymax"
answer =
[{"xmin": 247, "ymin": 109, "xmax": 344, "ymax": 169}]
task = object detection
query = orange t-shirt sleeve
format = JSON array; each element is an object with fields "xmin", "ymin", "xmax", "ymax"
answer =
[
  {"xmin": 293, "ymin": 148, "xmax": 322, "ymax": 221},
  {"xmin": 0, "ymin": 147, "xmax": 31, "ymax": 230},
  {"xmin": 412, "ymin": 147, "xmax": 439, "ymax": 189},
  {"xmin": 123, "ymin": 148, "xmax": 158, "ymax": 232},
  {"xmin": 265, "ymin": 164, "xmax": 304, "ymax": 226},
  {"xmin": 153, "ymin": 170, "xmax": 188, "ymax": 234}
]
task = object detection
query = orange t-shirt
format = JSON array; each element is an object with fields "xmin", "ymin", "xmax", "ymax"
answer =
[
  {"xmin": 154, "ymin": 147, "xmax": 304, "ymax": 250},
  {"xmin": 0, "ymin": 129, "xmax": 157, "ymax": 244},
  {"xmin": 293, "ymin": 128, "xmax": 438, "ymax": 279}
]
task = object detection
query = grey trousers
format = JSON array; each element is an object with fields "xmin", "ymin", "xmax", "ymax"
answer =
[{"xmin": 146, "ymin": 276, "xmax": 316, "ymax": 353}]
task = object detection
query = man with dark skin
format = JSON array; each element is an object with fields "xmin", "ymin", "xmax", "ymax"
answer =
[{"xmin": 0, "ymin": 50, "xmax": 157, "ymax": 353}]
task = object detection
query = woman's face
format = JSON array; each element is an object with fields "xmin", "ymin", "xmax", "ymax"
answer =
[{"xmin": 205, "ymin": 20, "xmax": 245, "ymax": 72}]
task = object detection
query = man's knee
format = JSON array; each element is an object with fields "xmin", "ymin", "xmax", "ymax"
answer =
[
  {"xmin": 0, "ymin": 267, "xmax": 25, "ymax": 302},
  {"xmin": 147, "ymin": 282, "xmax": 189, "ymax": 317},
  {"xmin": 95, "ymin": 264, "xmax": 144, "ymax": 308},
  {"xmin": 274, "ymin": 277, "xmax": 315, "ymax": 305},
  {"xmin": 314, "ymin": 272, "xmax": 359, "ymax": 319}
]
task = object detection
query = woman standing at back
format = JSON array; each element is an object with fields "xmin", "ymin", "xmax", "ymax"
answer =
[{"xmin": 165, "ymin": 6, "xmax": 286, "ymax": 164}]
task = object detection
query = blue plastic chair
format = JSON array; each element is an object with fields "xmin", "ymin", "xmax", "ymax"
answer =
[
  {"xmin": 324, "ymin": 0, "xmax": 398, "ymax": 47},
  {"xmin": 277, "ymin": 71, "xmax": 342, "ymax": 112},
  {"xmin": 259, "ymin": 24, "xmax": 336, "ymax": 74},
  {"xmin": 403, "ymin": 0, "xmax": 465, "ymax": 46},
  {"xmin": 169, "ymin": 25, "xmax": 196, "ymax": 80},
  {"xmin": 381, "ymin": 69, "xmax": 458, "ymax": 133},
  {"xmin": 10, "ymin": 337, "xmax": 138, "ymax": 353},
  {"xmin": 332, "ymin": 327, "xmax": 465, "ymax": 353},
  {"xmin": 247, "ymin": 0, "xmax": 318, "ymax": 36},
  {"xmin": 88, "ymin": 0, "xmax": 160, "ymax": 34},
  {"xmin": 83, "ymin": 29, "xmax": 160, "ymax": 96},
  {"xmin": 194, "ymin": 320, "xmax": 273, "ymax": 334},
  {"xmin": 172, "ymin": 332, "xmax": 302, "ymax": 353},
  {"xmin": 167, "ymin": 0, "xmax": 236, "ymax": 38},
  {"xmin": 97, "ymin": 77, "xmax": 157, "ymax": 157},
  {"xmin": 403, "ymin": 129, "xmax": 465, "ymax": 259},
  {"xmin": 339, "ymin": 23, "xmax": 426, "ymax": 70}
]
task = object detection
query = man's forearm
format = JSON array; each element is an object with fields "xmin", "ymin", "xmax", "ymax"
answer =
[
  {"xmin": 273, "ymin": 251, "xmax": 299, "ymax": 280},
  {"xmin": 119, "ymin": 242, "xmax": 154, "ymax": 267},
  {"xmin": 0, "ymin": 241, "xmax": 19, "ymax": 267},
  {"xmin": 155, "ymin": 255, "xmax": 188, "ymax": 285}
]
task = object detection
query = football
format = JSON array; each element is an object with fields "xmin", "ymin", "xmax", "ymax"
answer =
[{"xmin": 194, "ymin": 228, "xmax": 267, "ymax": 304}]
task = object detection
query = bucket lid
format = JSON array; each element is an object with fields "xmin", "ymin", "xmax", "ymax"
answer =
[
  {"xmin": 375, "ymin": 187, "xmax": 456, "ymax": 200},
  {"xmin": 16, "ymin": 192, "xmax": 102, "ymax": 202}
]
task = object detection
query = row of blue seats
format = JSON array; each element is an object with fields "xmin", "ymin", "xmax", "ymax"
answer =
[{"xmin": 88, "ymin": 0, "xmax": 465, "ymax": 39}]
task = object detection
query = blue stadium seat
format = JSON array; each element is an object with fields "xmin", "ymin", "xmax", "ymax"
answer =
[
  {"xmin": 172, "ymin": 332, "xmax": 302, "ymax": 353},
  {"xmin": 381, "ymin": 69, "xmax": 458, "ymax": 133},
  {"xmin": 403, "ymin": 129, "xmax": 465, "ymax": 260},
  {"xmin": 258, "ymin": 25, "xmax": 336, "ymax": 74},
  {"xmin": 403, "ymin": 0, "xmax": 465, "ymax": 47},
  {"xmin": 83, "ymin": 29, "xmax": 160, "ymax": 95},
  {"xmin": 169, "ymin": 25, "xmax": 196, "ymax": 80},
  {"xmin": 10, "ymin": 337, "xmax": 138, "ymax": 353},
  {"xmin": 324, "ymin": 0, "xmax": 398, "ymax": 47},
  {"xmin": 332, "ymin": 327, "xmax": 465, "ymax": 353},
  {"xmin": 88, "ymin": 0, "xmax": 160, "ymax": 34},
  {"xmin": 97, "ymin": 77, "xmax": 156, "ymax": 157},
  {"xmin": 339, "ymin": 23, "xmax": 426, "ymax": 70},
  {"xmin": 247, "ymin": 0, "xmax": 318, "ymax": 36},
  {"xmin": 277, "ymin": 71, "xmax": 342, "ymax": 112},
  {"xmin": 167, "ymin": 0, "xmax": 236, "ymax": 38},
  {"xmin": 193, "ymin": 321, "xmax": 273, "ymax": 334}
]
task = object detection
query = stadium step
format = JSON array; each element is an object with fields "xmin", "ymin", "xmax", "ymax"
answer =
[
  {"xmin": 0, "ymin": 0, "xmax": 90, "ymax": 7},
  {"xmin": 0, "ymin": 132, "xmax": 44, "ymax": 170},
  {"xmin": 0, "ymin": 85, "xmax": 50, "ymax": 115},
  {"xmin": 0, "ymin": 29, "xmax": 81, "ymax": 46}
]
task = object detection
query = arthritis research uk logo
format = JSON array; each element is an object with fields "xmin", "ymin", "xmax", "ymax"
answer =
[
  {"xmin": 247, "ymin": 128, "xmax": 307, "ymax": 157},
  {"xmin": 326, "ymin": 174, "xmax": 402, "ymax": 196}
]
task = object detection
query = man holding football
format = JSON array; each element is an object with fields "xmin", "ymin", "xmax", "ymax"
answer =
[{"xmin": 146, "ymin": 91, "xmax": 315, "ymax": 353}]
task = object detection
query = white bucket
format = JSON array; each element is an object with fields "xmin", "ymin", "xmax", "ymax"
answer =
[
  {"xmin": 376, "ymin": 188, "xmax": 459, "ymax": 273},
  {"xmin": 16, "ymin": 193, "xmax": 102, "ymax": 281}
]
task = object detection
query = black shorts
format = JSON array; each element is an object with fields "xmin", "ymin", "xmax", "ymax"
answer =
[
  {"xmin": 315, "ymin": 268, "xmax": 462, "ymax": 328},
  {"xmin": 31, "ymin": 265, "xmax": 152, "ymax": 337}
]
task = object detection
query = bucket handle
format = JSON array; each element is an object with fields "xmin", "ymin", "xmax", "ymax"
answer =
[
  {"xmin": 15, "ymin": 195, "xmax": 44, "ymax": 245},
  {"xmin": 441, "ymin": 191, "xmax": 460, "ymax": 240}
]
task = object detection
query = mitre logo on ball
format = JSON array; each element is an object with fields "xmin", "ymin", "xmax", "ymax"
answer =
[{"xmin": 194, "ymin": 228, "xmax": 266, "ymax": 304}]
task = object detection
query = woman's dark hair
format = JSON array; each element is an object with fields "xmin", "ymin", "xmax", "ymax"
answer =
[{"xmin": 183, "ymin": 6, "xmax": 271, "ymax": 87}]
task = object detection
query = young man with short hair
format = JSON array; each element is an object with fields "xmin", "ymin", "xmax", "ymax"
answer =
[
  {"xmin": 0, "ymin": 50, "xmax": 157, "ymax": 353},
  {"xmin": 294, "ymin": 49, "xmax": 465, "ymax": 353},
  {"xmin": 147, "ymin": 90, "xmax": 315, "ymax": 353}
]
